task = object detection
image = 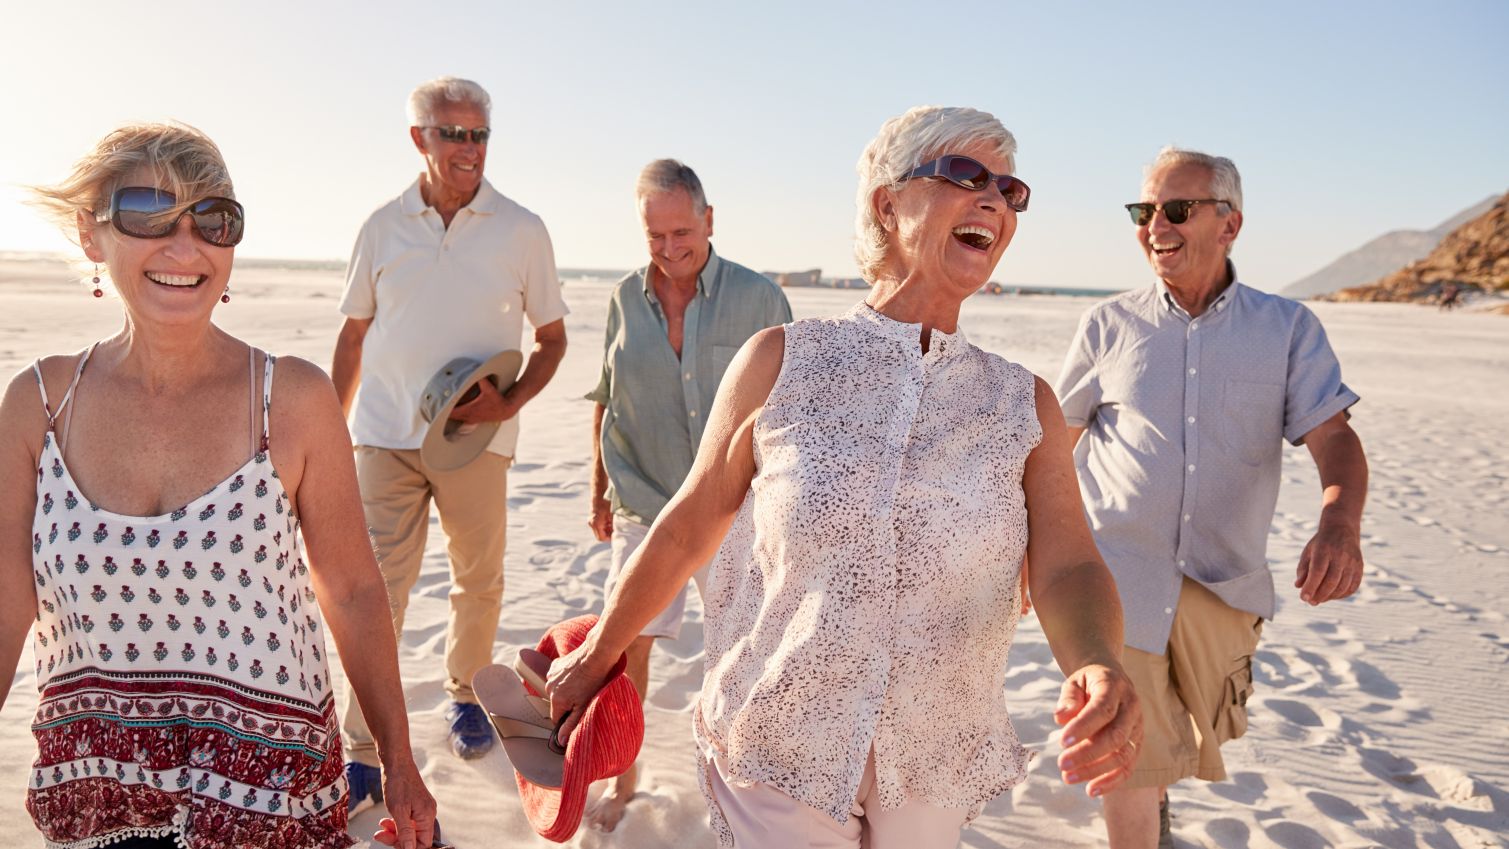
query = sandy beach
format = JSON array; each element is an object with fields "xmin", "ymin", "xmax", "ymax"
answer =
[{"xmin": 3, "ymin": 255, "xmax": 1507, "ymax": 848}]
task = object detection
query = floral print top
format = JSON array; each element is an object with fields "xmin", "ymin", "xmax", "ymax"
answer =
[{"xmin": 26, "ymin": 348, "xmax": 353, "ymax": 849}]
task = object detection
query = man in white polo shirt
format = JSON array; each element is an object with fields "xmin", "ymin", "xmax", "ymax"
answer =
[{"xmin": 331, "ymin": 76, "xmax": 568, "ymax": 808}]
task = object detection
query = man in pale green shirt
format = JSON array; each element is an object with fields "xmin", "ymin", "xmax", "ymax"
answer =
[{"xmin": 584, "ymin": 159, "xmax": 791, "ymax": 829}]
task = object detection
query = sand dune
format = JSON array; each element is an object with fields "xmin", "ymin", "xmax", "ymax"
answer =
[{"xmin": 3, "ymin": 258, "xmax": 1507, "ymax": 848}]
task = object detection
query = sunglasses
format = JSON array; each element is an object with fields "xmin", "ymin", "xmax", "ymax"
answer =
[
  {"xmin": 904, "ymin": 155, "xmax": 1030, "ymax": 212},
  {"xmin": 1124, "ymin": 199, "xmax": 1228, "ymax": 226},
  {"xmin": 100, "ymin": 187, "xmax": 245, "ymax": 247},
  {"xmin": 422, "ymin": 125, "xmax": 491, "ymax": 145}
]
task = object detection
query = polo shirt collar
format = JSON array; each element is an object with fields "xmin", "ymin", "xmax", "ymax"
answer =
[
  {"xmin": 641, "ymin": 245, "xmax": 723, "ymax": 304},
  {"xmin": 399, "ymin": 176, "xmax": 502, "ymax": 217}
]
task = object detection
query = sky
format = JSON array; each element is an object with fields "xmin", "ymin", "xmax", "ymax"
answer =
[{"xmin": 1, "ymin": 1, "xmax": 1506, "ymax": 291}]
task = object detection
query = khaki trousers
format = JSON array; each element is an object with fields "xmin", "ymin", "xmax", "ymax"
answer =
[{"xmin": 341, "ymin": 446, "xmax": 510, "ymax": 766}]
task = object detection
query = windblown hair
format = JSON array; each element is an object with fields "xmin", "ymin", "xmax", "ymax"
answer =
[
  {"xmin": 635, "ymin": 159, "xmax": 708, "ymax": 213},
  {"xmin": 407, "ymin": 76, "xmax": 492, "ymax": 126},
  {"xmin": 1145, "ymin": 146, "xmax": 1243, "ymax": 212},
  {"xmin": 853, "ymin": 106, "xmax": 1017, "ymax": 282},
  {"xmin": 28, "ymin": 122, "xmax": 235, "ymax": 248}
]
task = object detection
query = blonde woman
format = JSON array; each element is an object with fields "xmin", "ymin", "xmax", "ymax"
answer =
[{"xmin": 0, "ymin": 124, "xmax": 436, "ymax": 849}]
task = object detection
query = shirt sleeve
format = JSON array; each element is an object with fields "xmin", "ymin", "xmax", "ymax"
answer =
[
  {"xmin": 520, "ymin": 216, "xmax": 570, "ymax": 328},
  {"xmin": 338, "ymin": 218, "xmax": 378, "ymax": 319},
  {"xmin": 584, "ymin": 294, "xmax": 619, "ymax": 406},
  {"xmin": 1054, "ymin": 309, "xmax": 1103, "ymax": 428},
  {"xmin": 767, "ymin": 284, "xmax": 794, "ymax": 326},
  {"xmin": 1283, "ymin": 305, "xmax": 1359, "ymax": 444}
]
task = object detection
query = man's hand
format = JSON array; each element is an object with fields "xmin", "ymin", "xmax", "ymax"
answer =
[
  {"xmin": 1295, "ymin": 523, "xmax": 1364, "ymax": 605},
  {"xmin": 589, "ymin": 497, "xmax": 613, "ymax": 543},
  {"xmin": 1054, "ymin": 663, "xmax": 1143, "ymax": 798},
  {"xmin": 449, "ymin": 380, "xmax": 521, "ymax": 425}
]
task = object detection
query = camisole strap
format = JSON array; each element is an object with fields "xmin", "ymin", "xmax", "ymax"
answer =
[
  {"xmin": 259, "ymin": 351, "xmax": 276, "ymax": 452},
  {"xmin": 54, "ymin": 345, "xmax": 98, "ymax": 447}
]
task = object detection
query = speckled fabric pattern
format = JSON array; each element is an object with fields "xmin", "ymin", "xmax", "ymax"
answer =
[{"xmin": 694, "ymin": 302, "xmax": 1041, "ymax": 844}]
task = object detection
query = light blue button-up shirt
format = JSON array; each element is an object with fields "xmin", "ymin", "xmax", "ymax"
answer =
[
  {"xmin": 588, "ymin": 248, "xmax": 791, "ymax": 523},
  {"xmin": 1055, "ymin": 267, "xmax": 1359, "ymax": 653}
]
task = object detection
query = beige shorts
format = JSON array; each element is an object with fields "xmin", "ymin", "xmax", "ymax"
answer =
[{"xmin": 1123, "ymin": 577, "xmax": 1264, "ymax": 788}]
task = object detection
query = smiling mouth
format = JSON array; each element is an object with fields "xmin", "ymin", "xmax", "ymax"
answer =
[
  {"xmin": 952, "ymin": 225, "xmax": 995, "ymax": 251},
  {"xmin": 145, "ymin": 272, "xmax": 207, "ymax": 289},
  {"xmin": 1151, "ymin": 242, "xmax": 1183, "ymax": 258}
]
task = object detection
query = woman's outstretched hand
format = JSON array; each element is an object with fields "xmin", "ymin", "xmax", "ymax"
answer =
[
  {"xmin": 1053, "ymin": 663, "xmax": 1143, "ymax": 798},
  {"xmin": 370, "ymin": 761, "xmax": 438, "ymax": 849}
]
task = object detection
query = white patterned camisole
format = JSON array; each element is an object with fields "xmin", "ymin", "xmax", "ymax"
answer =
[{"xmin": 26, "ymin": 346, "xmax": 353, "ymax": 849}]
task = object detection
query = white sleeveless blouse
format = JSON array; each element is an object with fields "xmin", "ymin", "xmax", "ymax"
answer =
[{"xmin": 694, "ymin": 303, "xmax": 1041, "ymax": 839}]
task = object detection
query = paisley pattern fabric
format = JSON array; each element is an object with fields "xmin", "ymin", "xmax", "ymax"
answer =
[
  {"xmin": 694, "ymin": 303, "xmax": 1041, "ymax": 843},
  {"xmin": 26, "ymin": 349, "xmax": 353, "ymax": 849}
]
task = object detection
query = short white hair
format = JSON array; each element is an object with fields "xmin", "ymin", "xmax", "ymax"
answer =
[
  {"xmin": 636, "ymin": 159, "xmax": 708, "ymax": 214},
  {"xmin": 407, "ymin": 76, "xmax": 491, "ymax": 126},
  {"xmin": 853, "ymin": 106, "xmax": 1017, "ymax": 281},
  {"xmin": 1144, "ymin": 146, "xmax": 1243, "ymax": 212}
]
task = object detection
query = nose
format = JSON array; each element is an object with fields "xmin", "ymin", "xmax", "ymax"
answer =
[{"xmin": 162, "ymin": 214, "xmax": 202, "ymax": 256}]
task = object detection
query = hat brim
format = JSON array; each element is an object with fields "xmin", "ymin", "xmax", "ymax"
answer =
[{"xmin": 419, "ymin": 350, "xmax": 523, "ymax": 472}]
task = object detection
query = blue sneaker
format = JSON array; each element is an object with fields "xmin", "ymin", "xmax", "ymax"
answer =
[
  {"xmin": 346, "ymin": 761, "xmax": 383, "ymax": 816},
  {"xmin": 446, "ymin": 700, "xmax": 495, "ymax": 759}
]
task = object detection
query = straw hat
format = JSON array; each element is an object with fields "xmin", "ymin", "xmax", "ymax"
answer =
[
  {"xmin": 473, "ymin": 615, "xmax": 643, "ymax": 842},
  {"xmin": 418, "ymin": 351, "xmax": 523, "ymax": 471}
]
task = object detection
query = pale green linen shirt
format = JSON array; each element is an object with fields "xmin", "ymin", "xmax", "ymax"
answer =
[{"xmin": 588, "ymin": 248, "xmax": 791, "ymax": 523}]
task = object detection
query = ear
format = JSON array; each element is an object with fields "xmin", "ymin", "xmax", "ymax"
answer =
[
  {"xmin": 703, "ymin": 204, "xmax": 714, "ymax": 238},
  {"xmin": 77, "ymin": 211, "xmax": 106, "ymax": 263},
  {"xmin": 1219, "ymin": 208, "xmax": 1244, "ymax": 248},
  {"xmin": 409, "ymin": 126, "xmax": 428, "ymax": 155},
  {"xmin": 872, "ymin": 185, "xmax": 898, "ymax": 232}
]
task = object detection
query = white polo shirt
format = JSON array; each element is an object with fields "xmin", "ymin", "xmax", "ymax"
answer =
[{"xmin": 339, "ymin": 176, "xmax": 568, "ymax": 458}]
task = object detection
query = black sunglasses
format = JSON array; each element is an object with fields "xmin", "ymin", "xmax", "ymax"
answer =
[
  {"xmin": 1124, "ymin": 199, "xmax": 1229, "ymax": 226},
  {"xmin": 100, "ymin": 187, "xmax": 245, "ymax": 247},
  {"xmin": 422, "ymin": 124, "xmax": 491, "ymax": 145},
  {"xmin": 904, "ymin": 155, "xmax": 1030, "ymax": 212}
]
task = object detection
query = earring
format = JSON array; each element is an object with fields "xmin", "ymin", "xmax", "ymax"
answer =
[
  {"xmin": 221, "ymin": 287, "xmax": 231, "ymax": 304},
  {"xmin": 91, "ymin": 265, "xmax": 103, "ymax": 298}
]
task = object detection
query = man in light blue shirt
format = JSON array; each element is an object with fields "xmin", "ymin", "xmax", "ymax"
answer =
[
  {"xmin": 584, "ymin": 159, "xmax": 791, "ymax": 829},
  {"xmin": 1056, "ymin": 148, "xmax": 1368, "ymax": 849}
]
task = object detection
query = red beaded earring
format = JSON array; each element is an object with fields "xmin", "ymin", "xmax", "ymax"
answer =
[
  {"xmin": 91, "ymin": 265, "xmax": 103, "ymax": 298},
  {"xmin": 221, "ymin": 287, "xmax": 231, "ymax": 304}
]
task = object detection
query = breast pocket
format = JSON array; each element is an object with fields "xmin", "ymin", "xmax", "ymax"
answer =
[{"xmin": 1222, "ymin": 381, "xmax": 1283, "ymax": 465}]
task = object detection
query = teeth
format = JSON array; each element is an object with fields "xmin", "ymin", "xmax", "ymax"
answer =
[
  {"xmin": 1151, "ymin": 242, "xmax": 1182, "ymax": 251},
  {"xmin": 952, "ymin": 225, "xmax": 995, "ymax": 246},
  {"xmin": 146, "ymin": 272, "xmax": 202, "ymax": 287}
]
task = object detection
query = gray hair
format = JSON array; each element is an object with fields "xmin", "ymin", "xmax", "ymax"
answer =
[
  {"xmin": 636, "ymin": 159, "xmax": 708, "ymax": 213},
  {"xmin": 1144, "ymin": 146, "xmax": 1243, "ymax": 212},
  {"xmin": 853, "ymin": 106, "xmax": 1018, "ymax": 281},
  {"xmin": 407, "ymin": 76, "xmax": 491, "ymax": 126}
]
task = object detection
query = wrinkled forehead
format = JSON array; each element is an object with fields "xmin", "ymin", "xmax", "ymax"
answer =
[
  {"xmin": 1141, "ymin": 162, "xmax": 1213, "ymax": 201},
  {"xmin": 428, "ymin": 99, "xmax": 489, "ymax": 126}
]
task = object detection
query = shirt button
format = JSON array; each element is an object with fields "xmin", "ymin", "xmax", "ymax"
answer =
[
  {"xmin": 689, "ymin": 409, "xmax": 698, "ymax": 418},
  {"xmin": 684, "ymin": 372, "xmax": 692, "ymax": 381},
  {"xmin": 1187, "ymin": 464, "xmax": 1195, "ymax": 473},
  {"xmin": 1178, "ymin": 560, "xmax": 1186, "ymax": 567},
  {"xmin": 1165, "ymin": 607, "xmax": 1174, "ymax": 615},
  {"xmin": 1191, "ymin": 321, "xmax": 1199, "ymax": 329},
  {"xmin": 1183, "ymin": 514, "xmax": 1191, "ymax": 522},
  {"xmin": 1188, "ymin": 367, "xmax": 1197, "ymax": 376},
  {"xmin": 1187, "ymin": 416, "xmax": 1196, "ymax": 424}
]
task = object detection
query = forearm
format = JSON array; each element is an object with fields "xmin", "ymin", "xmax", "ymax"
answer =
[
  {"xmin": 591, "ymin": 404, "xmax": 609, "ymax": 503},
  {"xmin": 1315, "ymin": 427, "xmax": 1367, "ymax": 533},
  {"xmin": 0, "ymin": 619, "xmax": 28, "ymax": 713},
  {"xmin": 330, "ymin": 339, "xmax": 362, "ymax": 418},
  {"xmin": 507, "ymin": 336, "xmax": 567, "ymax": 409},
  {"xmin": 1032, "ymin": 560, "xmax": 1125, "ymax": 675},
  {"xmin": 322, "ymin": 581, "xmax": 414, "ymax": 766}
]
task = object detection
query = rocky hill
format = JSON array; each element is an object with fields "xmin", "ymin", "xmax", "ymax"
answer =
[
  {"xmin": 1282, "ymin": 195, "xmax": 1497, "ymax": 298},
  {"xmin": 1321, "ymin": 190, "xmax": 1509, "ymax": 304}
]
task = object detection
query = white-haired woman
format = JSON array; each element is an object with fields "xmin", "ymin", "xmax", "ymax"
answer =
[
  {"xmin": 0, "ymin": 123, "xmax": 437, "ymax": 849},
  {"xmin": 547, "ymin": 105, "xmax": 1141, "ymax": 847}
]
